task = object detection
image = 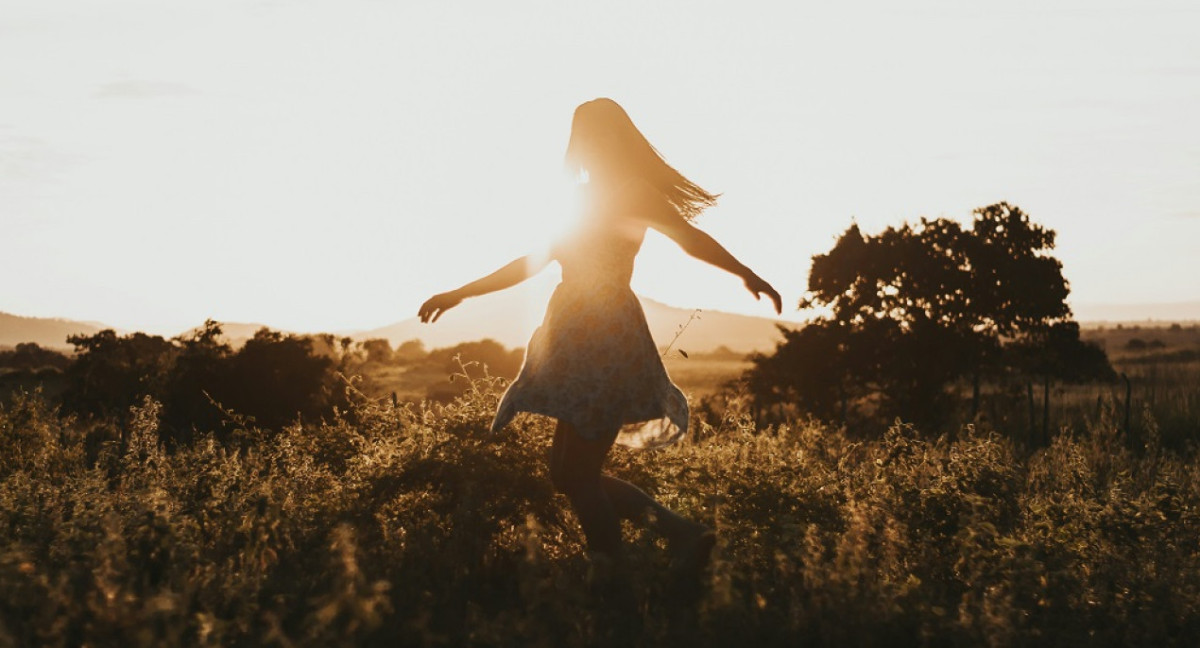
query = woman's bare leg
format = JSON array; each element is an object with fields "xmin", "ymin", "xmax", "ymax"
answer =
[
  {"xmin": 549, "ymin": 421, "xmax": 621, "ymax": 555},
  {"xmin": 550, "ymin": 421, "xmax": 710, "ymax": 558}
]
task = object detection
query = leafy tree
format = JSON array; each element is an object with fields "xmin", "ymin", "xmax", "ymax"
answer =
[
  {"xmin": 747, "ymin": 320, "xmax": 866, "ymax": 423},
  {"xmin": 0, "ymin": 343, "xmax": 72, "ymax": 403},
  {"xmin": 749, "ymin": 203, "xmax": 1112, "ymax": 431},
  {"xmin": 0, "ymin": 343, "xmax": 71, "ymax": 372},
  {"xmin": 220, "ymin": 328, "xmax": 335, "ymax": 431},
  {"xmin": 1009, "ymin": 321, "xmax": 1116, "ymax": 385},
  {"xmin": 425, "ymin": 339, "xmax": 523, "ymax": 379},
  {"xmin": 62, "ymin": 330, "xmax": 176, "ymax": 421},
  {"xmin": 161, "ymin": 320, "xmax": 233, "ymax": 441},
  {"xmin": 423, "ymin": 339, "xmax": 524, "ymax": 402},
  {"xmin": 360, "ymin": 338, "xmax": 394, "ymax": 364},
  {"xmin": 61, "ymin": 322, "xmax": 341, "ymax": 441},
  {"xmin": 394, "ymin": 339, "xmax": 428, "ymax": 364}
]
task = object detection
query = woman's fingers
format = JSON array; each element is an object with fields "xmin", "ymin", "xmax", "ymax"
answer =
[
  {"xmin": 764, "ymin": 285, "xmax": 782, "ymax": 314},
  {"xmin": 754, "ymin": 287, "xmax": 782, "ymax": 314},
  {"xmin": 418, "ymin": 297, "xmax": 440, "ymax": 323},
  {"xmin": 419, "ymin": 293, "xmax": 461, "ymax": 323},
  {"xmin": 745, "ymin": 276, "xmax": 783, "ymax": 315}
]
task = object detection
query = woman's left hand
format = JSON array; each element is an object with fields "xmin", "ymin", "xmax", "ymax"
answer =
[{"xmin": 744, "ymin": 274, "xmax": 783, "ymax": 315}]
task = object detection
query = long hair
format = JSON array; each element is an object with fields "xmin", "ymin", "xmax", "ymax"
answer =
[{"xmin": 564, "ymin": 98, "xmax": 718, "ymax": 221}]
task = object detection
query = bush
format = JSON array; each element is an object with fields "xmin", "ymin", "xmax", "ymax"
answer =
[{"xmin": 58, "ymin": 325, "xmax": 340, "ymax": 444}]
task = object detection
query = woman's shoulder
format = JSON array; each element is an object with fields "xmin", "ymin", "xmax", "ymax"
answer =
[{"xmin": 606, "ymin": 177, "xmax": 685, "ymax": 232}]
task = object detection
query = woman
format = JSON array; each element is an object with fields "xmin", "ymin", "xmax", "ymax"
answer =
[{"xmin": 419, "ymin": 98, "xmax": 781, "ymax": 572}]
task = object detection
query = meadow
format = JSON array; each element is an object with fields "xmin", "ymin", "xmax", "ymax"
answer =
[{"xmin": 2, "ymin": 346, "xmax": 1199, "ymax": 646}]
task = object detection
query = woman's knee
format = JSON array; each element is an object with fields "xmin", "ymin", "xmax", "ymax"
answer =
[
  {"xmin": 550, "ymin": 452, "xmax": 599, "ymax": 497},
  {"xmin": 549, "ymin": 422, "xmax": 609, "ymax": 496},
  {"xmin": 548, "ymin": 451, "xmax": 574, "ymax": 494}
]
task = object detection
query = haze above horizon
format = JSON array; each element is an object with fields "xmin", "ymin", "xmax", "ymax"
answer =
[{"xmin": 3, "ymin": 0, "xmax": 1199, "ymax": 334}]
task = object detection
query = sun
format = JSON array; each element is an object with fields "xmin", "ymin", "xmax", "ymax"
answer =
[{"xmin": 522, "ymin": 174, "xmax": 589, "ymax": 269}]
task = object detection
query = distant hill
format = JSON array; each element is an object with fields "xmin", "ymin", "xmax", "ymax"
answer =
[
  {"xmin": 0, "ymin": 313, "xmax": 292, "ymax": 352},
  {"xmin": 178, "ymin": 322, "xmax": 288, "ymax": 348},
  {"xmin": 1073, "ymin": 301, "xmax": 1200, "ymax": 325},
  {"xmin": 355, "ymin": 284, "xmax": 791, "ymax": 354},
  {"xmin": 0, "ymin": 312, "xmax": 110, "ymax": 350},
  {"xmin": 10, "ymin": 298, "xmax": 1194, "ymax": 355}
]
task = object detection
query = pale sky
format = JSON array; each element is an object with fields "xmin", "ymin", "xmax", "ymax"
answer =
[{"xmin": 3, "ymin": 0, "xmax": 1198, "ymax": 335}]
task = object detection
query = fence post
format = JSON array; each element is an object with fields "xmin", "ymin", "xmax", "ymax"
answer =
[
  {"xmin": 1122, "ymin": 372, "xmax": 1132, "ymax": 438},
  {"xmin": 1042, "ymin": 376, "xmax": 1051, "ymax": 446}
]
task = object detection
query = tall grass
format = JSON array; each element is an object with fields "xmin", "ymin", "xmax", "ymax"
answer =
[
  {"xmin": 1, "ymin": 377, "xmax": 1199, "ymax": 646},
  {"xmin": 1027, "ymin": 360, "xmax": 1200, "ymax": 451}
]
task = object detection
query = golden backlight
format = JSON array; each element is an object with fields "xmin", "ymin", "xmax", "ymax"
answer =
[
  {"xmin": 1, "ymin": 1, "xmax": 1198, "ymax": 333},
  {"xmin": 530, "ymin": 175, "xmax": 590, "ymax": 264}
]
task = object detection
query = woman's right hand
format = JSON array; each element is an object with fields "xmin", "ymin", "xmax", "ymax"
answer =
[{"xmin": 418, "ymin": 291, "xmax": 462, "ymax": 323}]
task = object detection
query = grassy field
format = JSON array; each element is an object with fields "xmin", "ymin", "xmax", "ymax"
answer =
[
  {"xmin": 350, "ymin": 351, "xmax": 752, "ymax": 405},
  {"xmin": 0, "ymin": 323, "xmax": 1196, "ymax": 645},
  {"xmin": 2, "ymin": 368, "xmax": 1199, "ymax": 646}
]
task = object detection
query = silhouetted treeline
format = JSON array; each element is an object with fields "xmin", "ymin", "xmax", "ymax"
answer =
[
  {"xmin": 60, "ymin": 322, "xmax": 340, "ymax": 444},
  {"xmin": 1, "ymin": 199, "xmax": 1175, "ymax": 448},
  {"xmin": 0, "ymin": 342, "xmax": 73, "ymax": 402},
  {"xmin": 743, "ymin": 203, "xmax": 1116, "ymax": 436},
  {"xmin": 0, "ymin": 324, "xmax": 532, "ymax": 444},
  {"xmin": 0, "ymin": 342, "xmax": 71, "ymax": 372}
]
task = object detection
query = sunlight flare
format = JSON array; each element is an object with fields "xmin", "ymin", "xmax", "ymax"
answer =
[{"xmin": 525, "ymin": 175, "xmax": 588, "ymax": 270}]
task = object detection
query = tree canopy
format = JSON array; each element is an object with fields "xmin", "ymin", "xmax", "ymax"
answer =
[
  {"xmin": 749, "ymin": 203, "xmax": 1113, "ymax": 431},
  {"xmin": 62, "ymin": 322, "xmax": 338, "ymax": 443}
]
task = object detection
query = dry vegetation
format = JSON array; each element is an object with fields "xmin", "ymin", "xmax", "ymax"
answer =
[{"xmin": 2, "ymin": 354, "xmax": 1199, "ymax": 646}]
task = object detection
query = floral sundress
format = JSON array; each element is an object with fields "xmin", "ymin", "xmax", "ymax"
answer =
[{"xmin": 489, "ymin": 205, "xmax": 688, "ymax": 449}]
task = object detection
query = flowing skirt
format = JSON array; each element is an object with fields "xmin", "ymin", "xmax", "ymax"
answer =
[{"xmin": 490, "ymin": 281, "xmax": 688, "ymax": 448}]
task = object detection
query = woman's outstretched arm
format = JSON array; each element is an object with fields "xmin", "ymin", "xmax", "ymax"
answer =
[
  {"xmin": 419, "ymin": 255, "xmax": 549, "ymax": 323},
  {"xmin": 626, "ymin": 181, "xmax": 783, "ymax": 314},
  {"xmin": 665, "ymin": 222, "xmax": 783, "ymax": 314}
]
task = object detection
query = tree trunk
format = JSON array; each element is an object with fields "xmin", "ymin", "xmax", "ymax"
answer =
[
  {"xmin": 1027, "ymin": 381, "xmax": 1035, "ymax": 443},
  {"xmin": 840, "ymin": 387, "xmax": 848, "ymax": 427}
]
